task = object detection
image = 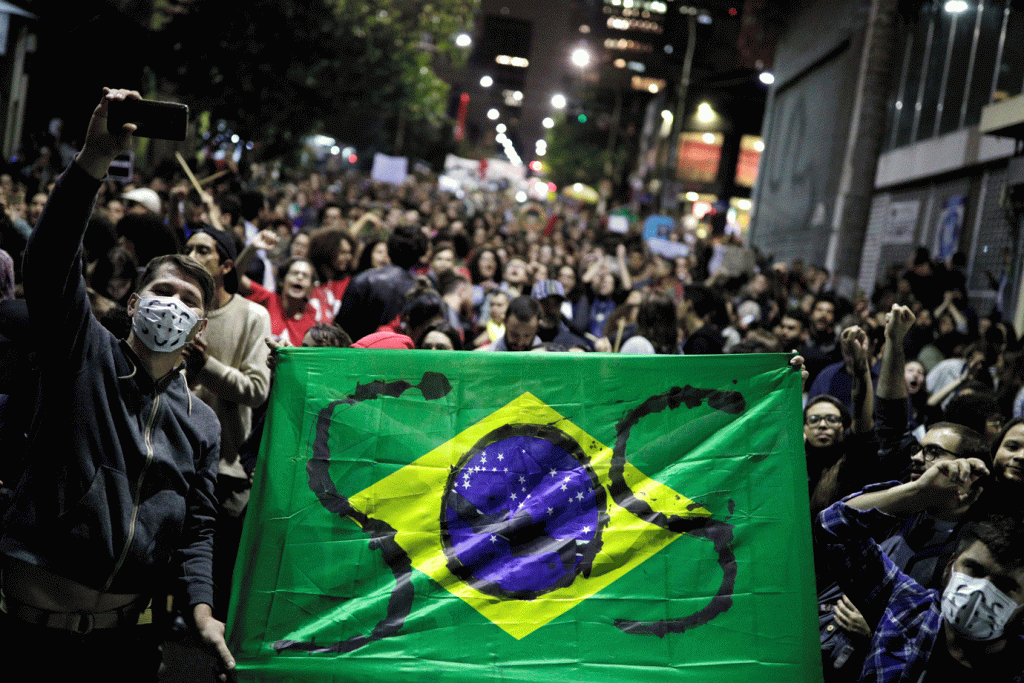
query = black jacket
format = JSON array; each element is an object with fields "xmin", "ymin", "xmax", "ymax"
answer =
[{"xmin": 1, "ymin": 162, "xmax": 220, "ymax": 607}]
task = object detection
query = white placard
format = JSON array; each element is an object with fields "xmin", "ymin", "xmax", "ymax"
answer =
[{"xmin": 371, "ymin": 153, "xmax": 409, "ymax": 186}]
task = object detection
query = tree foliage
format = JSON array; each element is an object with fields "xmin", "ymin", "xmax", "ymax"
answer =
[{"xmin": 151, "ymin": 0, "xmax": 476, "ymax": 158}]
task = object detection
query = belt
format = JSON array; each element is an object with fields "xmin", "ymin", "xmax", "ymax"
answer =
[{"xmin": 0, "ymin": 591, "xmax": 150, "ymax": 634}]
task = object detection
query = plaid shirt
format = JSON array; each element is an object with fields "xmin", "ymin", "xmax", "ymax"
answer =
[
  {"xmin": 817, "ymin": 501, "xmax": 1024, "ymax": 683},
  {"xmin": 818, "ymin": 501, "xmax": 943, "ymax": 683}
]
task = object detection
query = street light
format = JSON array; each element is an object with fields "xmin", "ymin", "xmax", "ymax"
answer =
[
  {"xmin": 487, "ymin": 108, "xmax": 499, "ymax": 120},
  {"xmin": 944, "ymin": 0, "xmax": 968, "ymax": 12},
  {"xmin": 551, "ymin": 94, "xmax": 567, "ymax": 109},
  {"xmin": 659, "ymin": 110, "xmax": 673, "ymax": 137},
  {"xmin": 480, "ymin": 75, "xmax": 493, "ymax": 87},
  {"xmin": 759, "ymin": 72, "xmax": 775, "ymax": 85},
  {"xmin": 496, "ymin": 123, "xmax": 506, "ymax": 133},
  {"xmin": 571, "ymin": 48, "xmax": 591, "ymax": 68},
  {"xmin": 455, "ymin": 33, "xmax": 472, "ymax": 48},
  {"xmin": 542, "ymin": 117, "xmax": 554, "ymax": 129}
]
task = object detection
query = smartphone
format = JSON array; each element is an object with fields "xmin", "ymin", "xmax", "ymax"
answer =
[
  {"xmin": 107, "ymin": 98, "xmax": 189, "ymax": 141},
  {"xmin": 106, "ymin": 152, "xmax": 133, "ymax": 182}
]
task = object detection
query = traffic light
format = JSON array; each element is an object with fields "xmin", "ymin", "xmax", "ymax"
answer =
[{"xmin": 577, "ymin": 113, "xmax": 587, "ymax": 123}]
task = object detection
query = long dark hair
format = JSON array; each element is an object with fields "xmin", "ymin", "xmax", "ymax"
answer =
[
  {"xmin": 467, "ymin": 248, "xmax": 503, "ymax": 285},
  {"xmin": 636, "ymin": 291, "xmax": 677, "ymax": 354},
  {"xmin": 356, "ymin": 239, "xmax": 386, "ymax": 274},
  {"xmin": 89, "ymin": 246, "xmax": 138, "ymax": 306},
  {"xmin": 307, "ymin": 227, "xmax": 355, "ymax": 282}
]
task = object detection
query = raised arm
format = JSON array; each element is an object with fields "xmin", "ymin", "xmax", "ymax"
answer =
[
  {"xmin": 234, "ymin": 228, "xmax": 279, "ymax": 296},
  {"xmin": 845, "ymin": 457, "xmax": 988, "ymax": 517},
  {"xmin": 615, "ymin": 243, "xmax": 633, "ymax": 291},
  {"xmin": 876, "ymin": 304, "xmax": 914, "ymax": 400},
  {"xmin": 926, "ymin": 355, "xmax": 983, "ymax": 408},
  {"xmin": 23, "ymin": 88, "xmax": 138, "ymax": 357},
  {"xmin": 842, "ymin": 326, "xmax": 873, "ymax": 433}
]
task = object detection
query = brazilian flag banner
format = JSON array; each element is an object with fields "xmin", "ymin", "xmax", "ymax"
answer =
[{"xmin": 228, "ymin": 350, "xmax": 820, "ymax": 682}]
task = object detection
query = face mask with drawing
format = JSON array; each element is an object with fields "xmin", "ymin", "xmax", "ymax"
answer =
[
  {"xmin": 132, "ymin": 294, "xmax": 202, "ymax": 353},
  {"xmin": 941, "ymin": 571, "xmax": 1020, "ymax": 641}
]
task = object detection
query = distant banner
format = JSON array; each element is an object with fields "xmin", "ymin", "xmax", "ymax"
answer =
[
  {"xmin": 228, "ymin": 351, "xmax": 820, "ymax": 682},
  {"xmin": 370, "ymin": 153, "xmax": 408, "ymax": 186},
  {"xmin": 882, "ymin": 200, "xmax": 919, "ymax": 245},
  {"xmin": 647, "ymin": 237, "xmax": 690, "ymax": 260},
  {"xmin": 934, "ymin": 195, "xmax": 965, "ymax": 262}
]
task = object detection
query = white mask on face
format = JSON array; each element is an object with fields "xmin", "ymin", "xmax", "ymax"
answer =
[
  {"xmin": 132, "ymin": 294, "xmax": 202, "ymax": 353},
  {"xmin": 941, "ymin": 571, "xmax": 1020, "ymax": 641}
]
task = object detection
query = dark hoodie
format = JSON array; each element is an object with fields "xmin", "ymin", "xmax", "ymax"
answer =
[{"xmin": 1, "ymin": 163, "xmax": 220, "ymax": 606}]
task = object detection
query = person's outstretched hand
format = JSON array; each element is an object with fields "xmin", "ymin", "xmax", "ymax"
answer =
[{"xmin": 77, "ymin": 88, "xmax": 141, "ymax": 180}]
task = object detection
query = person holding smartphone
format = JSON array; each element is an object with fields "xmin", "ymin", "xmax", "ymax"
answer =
[{"xmin": 0, "ymin": 88, "xmax": 234, "ymax": 680}]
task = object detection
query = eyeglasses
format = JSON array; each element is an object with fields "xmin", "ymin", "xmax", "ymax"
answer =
[
  {"xmin": 909, "ymin": 442, "xmax": 960, "ymax": 462},
  {"xmin": 805, "ymin": 414, "xmax": 842, "ymax": 426}
]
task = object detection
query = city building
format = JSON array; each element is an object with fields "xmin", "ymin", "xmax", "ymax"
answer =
[{"xmin": 752, "ymin": 0, "xmax": 1024, "ymax": 328}]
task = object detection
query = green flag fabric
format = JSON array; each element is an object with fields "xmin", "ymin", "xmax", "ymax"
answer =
[{"xmin": 227, "ymin": 350, "xmax": 821, "ymax": 682}]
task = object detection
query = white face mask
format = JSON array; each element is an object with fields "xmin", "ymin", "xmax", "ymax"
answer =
[
  {"xmin": 132, "ymin": 294, "xmax": 203, "ymax": 353},
  {"xmin": 941, "ymin": 571, "xmax": 1020, "ymax": 641}
]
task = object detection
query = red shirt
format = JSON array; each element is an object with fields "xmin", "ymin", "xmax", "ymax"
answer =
[
  {"xmin": 246, "ymin": 281, "xmax": 319, "ymax": 346},
  {"xmin": 309, "ymin": 277, "xmax": 350, "ymax": 323}
]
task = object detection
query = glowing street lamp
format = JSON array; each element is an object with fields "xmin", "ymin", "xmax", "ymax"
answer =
[
  {"xmin": 551, "ymin": 93, "xmax": 567, "ymax": 109},
  {"xmin": 571, "ymin": 48, "xmax": 591, "ymax": 68},
  {"xmin": 480, "ymin": 75, "xmax": 493, "ymax": 88},
  {"xmin": 455, "ymin": 33, "xmax": 472, "ymax": 47},
  {"xmin": 697, "ymin": 102, "xmax": 716, "ymax": 123}
]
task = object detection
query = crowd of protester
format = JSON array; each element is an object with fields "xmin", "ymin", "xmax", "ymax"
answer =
[{"xmin": 0, "ymin": 88, "xmax": 1022, "ymax": 682}]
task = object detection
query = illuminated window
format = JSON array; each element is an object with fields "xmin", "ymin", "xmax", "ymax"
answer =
[
  {"xmin": 631, "ymin": 75, "xmax": 666, "ymax": 93},
  {"xmin": 604, "ymin": 38, "xmax": 653, "ymax": 53},
  {"xmin": 603, "ymin": 0, "xmax": 665, "ymax": 12},
  {"xmin": 735, "ymin": 135, "xmax": 762, "ymax": 188},
  {"xmin": 606, "ymin": 16, "xmax": 663, "ymax": 33},
  {"xmin": 496, "ymin": 55, "xmax": 529, "ymax": 68}
]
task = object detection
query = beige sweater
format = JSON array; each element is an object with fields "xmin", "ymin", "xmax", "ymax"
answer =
[{"xmin": 193, "ymin": 293, "xmax": 272, "ymax": 486}]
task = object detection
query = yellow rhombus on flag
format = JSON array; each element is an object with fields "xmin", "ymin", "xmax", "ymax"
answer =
[{"xmin": 347, "ymin": 392, "xmax": 709, "ymax": 640}]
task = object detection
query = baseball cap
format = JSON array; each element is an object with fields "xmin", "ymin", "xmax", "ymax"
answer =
[{"xmin": 121, "ymin": 187, "xmax": 161, "ymax": 214}]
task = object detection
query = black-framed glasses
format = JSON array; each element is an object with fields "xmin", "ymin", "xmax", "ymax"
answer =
[
  {"xmin": 909, "ymin": 442, "xmax": 959, "ymax": 462},
  {"xmin": 805, "ymin": 414, "xmax": 842, "ymax": 426}
]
